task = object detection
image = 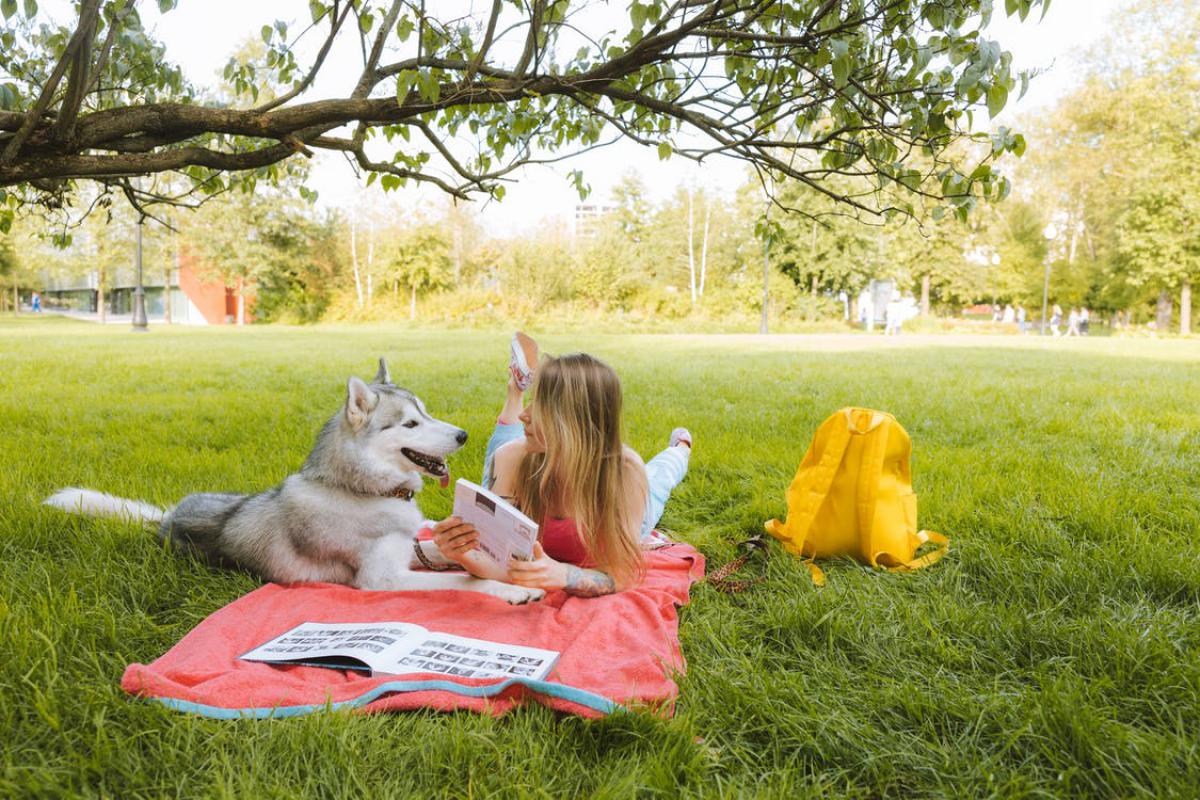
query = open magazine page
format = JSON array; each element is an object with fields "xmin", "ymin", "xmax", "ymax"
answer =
[
  {"xmin": 452, "ymin": 479, "xmax": 539, "ymax": 566},
  {"xmin": 390, "ymin": 632, "xmax": 559, "ymax": 680},
  {"xmin": 239, "ymin": 621, "xmax": 428, "ymax": 673},
  {"xmin": 240, "ymin": 621, "xmax": 560, "ymax": 680}
]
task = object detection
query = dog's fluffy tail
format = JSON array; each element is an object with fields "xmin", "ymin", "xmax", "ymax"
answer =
[{"xmin": 44, "ymin": 488, "xmax": 165, "ymax": 526}]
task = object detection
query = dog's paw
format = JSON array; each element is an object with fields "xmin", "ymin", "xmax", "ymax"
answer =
[{"xmin": 489, "ymin": 584, "xmax": 545, "ymax": 605}]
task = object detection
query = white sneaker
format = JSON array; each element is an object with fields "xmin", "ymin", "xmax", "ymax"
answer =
[
  {"xmin": 669, "ymin": 427, "xmax": 692, "ymax": 449},
  {"xmin": 509, "ymin": 331, "xmax": 539, "ymax": 391}
]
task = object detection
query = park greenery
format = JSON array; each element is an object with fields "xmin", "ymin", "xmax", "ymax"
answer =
[
  {"xmin": 2, "ymin": 319, "xmax": 1198, "ymax": 797},
  {"xmin": 0, "ymin": 2, "xmax": 1195, "ymax": 333}
]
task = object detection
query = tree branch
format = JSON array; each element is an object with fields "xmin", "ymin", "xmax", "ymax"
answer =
[
  {"xmin": 51, "ymin": 0, "xmax": 103, "ymax": 145},
  {"xmin": 255, "ymin": 0, "xmax": 354, "ymax": 113}
]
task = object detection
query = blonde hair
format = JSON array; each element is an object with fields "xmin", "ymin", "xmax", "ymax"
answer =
[{"xmin": 515, "ymin": 353, "xmax": 644, "ymax": 587}]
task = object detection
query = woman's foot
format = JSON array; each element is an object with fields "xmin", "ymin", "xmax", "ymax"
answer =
[
  {"xmin": 669, "ymin": 427, "xmax": 692, "ymax": 450},
  {"xmin": 500, "ymin": 332, "xmax": 539, "ymax": 424},
  {"xmin": 509, "ymin": 331, "xmax": 539, "ymax": 392}
]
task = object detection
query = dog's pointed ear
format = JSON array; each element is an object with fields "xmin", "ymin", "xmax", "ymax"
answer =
[
  {"xmin": 345, "ymin": 377, "xmax": 379, "ymax": 430},
  {"xmin": 373, "ymin": 357, "xmax": 391, "ymax": 385}
]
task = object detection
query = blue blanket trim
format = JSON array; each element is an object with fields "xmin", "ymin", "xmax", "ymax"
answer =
[{"xmin": 147, "ymin": 676, "xmax": 620, "ymax": 719}]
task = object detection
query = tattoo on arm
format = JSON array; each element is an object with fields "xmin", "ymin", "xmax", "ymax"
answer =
[{"xmin": 564, "ymin": 566, "xmax": 617, "ymax": 597}]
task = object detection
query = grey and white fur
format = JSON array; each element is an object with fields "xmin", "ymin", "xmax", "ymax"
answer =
[{"xmin": 44, "ymin": 358, "xmax": 544, "ymax": 605}]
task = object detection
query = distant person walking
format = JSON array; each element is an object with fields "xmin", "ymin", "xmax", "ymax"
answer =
[
  {"xmin": 31, "ymin": 292, "xmax": 42, "ymax": 313},
  {"xmin": 1050, "ymin": 304, "xmax": 1063, "ymax": 337},
  {"xmin": 1067, "ymin": 307, "xmax": 1081, "ymax": 337},
  {"xmin": 858, "ymin": 289, "xmax": 874, "ymax": 330},
  {"xmin": 885, "ymin": 294, "xmax": 903, "ymax": 336},
  {"xmin": 1080, "ymin": 307, "xmax": 1090, "ymax": 336},
  {"xmin": 1017, "ymin": 304, "xmax": 1027, "ymax": 334},
  {"xmin": 1002, "ymin": 304, "xmax": 1015, "ymax": 324}
]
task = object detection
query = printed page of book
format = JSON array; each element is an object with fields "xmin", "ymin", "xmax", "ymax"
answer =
[
  {"xmin": 239, "ymin": 621, "xmax": 429, "ymax": 673},
  {"xmin": 452, "ymin": 478, "xmax": 539, "ymax": 567},
  {"xmin": 385, "ymin": 630, "xmax": 559, "ymax": 681}
]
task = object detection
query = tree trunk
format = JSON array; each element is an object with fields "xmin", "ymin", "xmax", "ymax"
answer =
[
  {"xmin": 921, "ymin": 274, "xmax": 930, "ymax": 316},
  {"xmin": 98, "ymin": 265, "xmax": 105, "ymax": 324},
  {"xmin": 1181, "ymin": 280, "xmax": 1192, "ymax": 336},
  {"xmin": 809, "ymin": 219, "xmax": 818, "ymax": 296},
  {"xmin": 163, "ymin": 268, "xmax": 171, "ymax": 325},
  {"xmin": 11, "ymin": 278, "xmax": 16, "ymax": 315},
  {"xmin": 350, "ymin": 219, "xmax": 364, "ymax": 308},
  {"xmin": 237, "ymin": 275, "xmax": 245, "ymax": 326},
  {"xmin": 1156, "ymin": 289, "xmax": 1173, "ymax": 332},
  {"xmin": 165, "ymin": 239, "xmax": 177, "ymax": 326},
  {"xmin": 365, "ymin": 222, "xmax": 374, "ymax": 309},
  {"xmin": 699, "ymin": 203, "xmax": 709, "ymax": 298},
  {"xmin": 452, "ymin": 218, "xmax": 462, "ymax": 285},
  {"xmin": 760, "ymin": 211, "xmax": 770, "ymax": 335},
  {"xmin": 409, "ymin": 283, "xmax": 417, "ymax": 320},
  {"xmin": 687, "ymin": 187, "xmax": 696, "ymax": 305}
]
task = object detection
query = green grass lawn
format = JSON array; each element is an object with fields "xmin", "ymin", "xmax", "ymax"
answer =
[{"xmin": 2, "ymin": 316, "xmax": 1198, "ymax": 798}]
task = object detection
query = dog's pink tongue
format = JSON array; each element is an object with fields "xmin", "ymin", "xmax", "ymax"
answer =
[{"xmin": 440, "ymin": 471, "xmax": 450, "ymax": 489}]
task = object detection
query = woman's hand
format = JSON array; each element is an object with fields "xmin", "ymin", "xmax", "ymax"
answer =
[
  {"xmin": 431, "ymin": 517, "xmax": 480, "ymax": 564},
  {"xmin": 506, "ymin": 543, "xmax": 570, "ymax": 590}
]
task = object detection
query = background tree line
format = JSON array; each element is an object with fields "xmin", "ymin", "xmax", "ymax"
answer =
[{"xmin": 2, "ymin": 1, "xmax": 1195, "ymax": 334}]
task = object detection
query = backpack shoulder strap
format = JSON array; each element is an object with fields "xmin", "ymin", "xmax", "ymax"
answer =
[
  {"xmin": 885, "ymin": 530, "xmax": 949, "ymax": 573},
  {"xmin": 855, "ymin": 415, "xmax": 891, "ymax": 556},
  {"xmin": 765, "ymin": 415, "xmax": 852, "ymax": 549},
  {"xmin": 764, "ymin": 414, "xmax": 852, "ymax": 588}
]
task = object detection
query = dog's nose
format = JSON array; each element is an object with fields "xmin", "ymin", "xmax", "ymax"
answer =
[{"xmin": 456, "ymin": 429, "xmax": 468, "ymax": 445}]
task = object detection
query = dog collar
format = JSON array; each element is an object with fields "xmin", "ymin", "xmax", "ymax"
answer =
[{"xmin": 388, "ymin": 486, "xmax": 414, "ymax": 502}]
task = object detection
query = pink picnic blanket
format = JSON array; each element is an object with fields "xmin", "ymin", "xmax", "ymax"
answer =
[{"xmin": 121, "ymin": 543, "xmax": 704, "ymax": 719}]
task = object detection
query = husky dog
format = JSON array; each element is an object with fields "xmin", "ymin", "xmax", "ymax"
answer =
[{"xmin": 45, "ymin": 359, "xmax": 544, "ymax": 605}]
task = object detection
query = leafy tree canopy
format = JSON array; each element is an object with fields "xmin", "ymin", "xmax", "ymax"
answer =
[{"xmin": 1, "ymin": 0, "xmax": 1043, "ymax": 232}]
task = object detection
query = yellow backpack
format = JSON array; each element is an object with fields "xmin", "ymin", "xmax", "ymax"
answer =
[{"xmin": 764, "ymin": 408, "xmax": 948, "ymax": 586}]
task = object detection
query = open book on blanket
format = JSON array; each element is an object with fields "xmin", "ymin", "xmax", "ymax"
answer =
[
  {"xmin": 239, "ymin": 621, "xmax": 559, "ymax": 680},
  {"xmin": 452, "ymin": 478, "xmax": 539, "ymax": 565}
]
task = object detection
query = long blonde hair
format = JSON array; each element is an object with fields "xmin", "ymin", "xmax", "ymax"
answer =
[{"xmin": 515, "ymin": 353, "xmax": 644, "ymax": 586}]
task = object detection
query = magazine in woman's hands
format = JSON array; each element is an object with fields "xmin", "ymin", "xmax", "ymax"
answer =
[
  {"xmin": 239, "ymin": 621, "xmax": 559, "ymax": 680},
  {"xmin": 452, "ymin": 478, "xmax": 539, "ymax": 565}
]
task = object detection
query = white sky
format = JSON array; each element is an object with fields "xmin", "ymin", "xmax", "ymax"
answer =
[{"xmin": 52, "ymin": 0, "xmax": 1131, "ymax": 234}]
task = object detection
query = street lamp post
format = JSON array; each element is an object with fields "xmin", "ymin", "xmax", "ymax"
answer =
[
  {"xmin": 131, "ymin": 213, "xmax": 149, "ymax": 332},
  {"xmin": 1040, "ymin": 222, "xmax": 1058, "ymax": 335}
]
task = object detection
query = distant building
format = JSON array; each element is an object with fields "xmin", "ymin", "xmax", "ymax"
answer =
[
  {"xmin": 39, "ymin": 249, "xmax": 254, "ymax": 324},
  {"xmin": 573, "ymin": 203, "xmax": 619, "ymax": 240}
]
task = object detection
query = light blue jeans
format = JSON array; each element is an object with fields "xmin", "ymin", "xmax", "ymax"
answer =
[{"xmin": 481, "ymin": 421, "xmax": 689, "ymax": 538}]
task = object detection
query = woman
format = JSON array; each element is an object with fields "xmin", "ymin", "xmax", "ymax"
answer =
[{"xmin": 431, "ymin": 334, "xmax": 691, "ymax": 597}]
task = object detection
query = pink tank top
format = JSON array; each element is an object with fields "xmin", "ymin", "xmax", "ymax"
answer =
[{"xmin": 540, "ymin": 517, "xmax": 590, "ymax": 565}]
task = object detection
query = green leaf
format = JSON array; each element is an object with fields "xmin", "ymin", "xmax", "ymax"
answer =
[
  {"xmin": 987, "ymin": 83, "xmax": 1008, "ymax": 118},
  {"xmin": 657, "ymin": 141, "xmax": 672, "ymax": 160},
  {"xmin": 156, "ymin": 0, "xmax": 176, "ymax": 11},
  {"xmin": 1, "ymin": 0, "xmax": 17, "ymax": 20},
  {"xmin": 832, "ymin": 55, "xmax": 851, "ymax": 89},
  {"xmin": 1011, "ymin": 133, "xmax": 1027, "ymax": 157},
  {"xmin": 996, "ymin": 177, "xmax": 1012, "ymax": 201},
  {"xmin": 22, "ymin": 0, "xmax": 35, "ymax": 17},
  {"xmin": 395, "ymin": 71, "xmax": 417, "ymax": 102},
  {"xmin": 396, "ymin": 16, "xmax": 414, "ymax": 42},
  {"xmin": 261, "ymin": 25, "xmax": 272, "ymax": 44},
  {"xmin": 359, "ymin": 12, "xmax": 374, "ymax": 34}
]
